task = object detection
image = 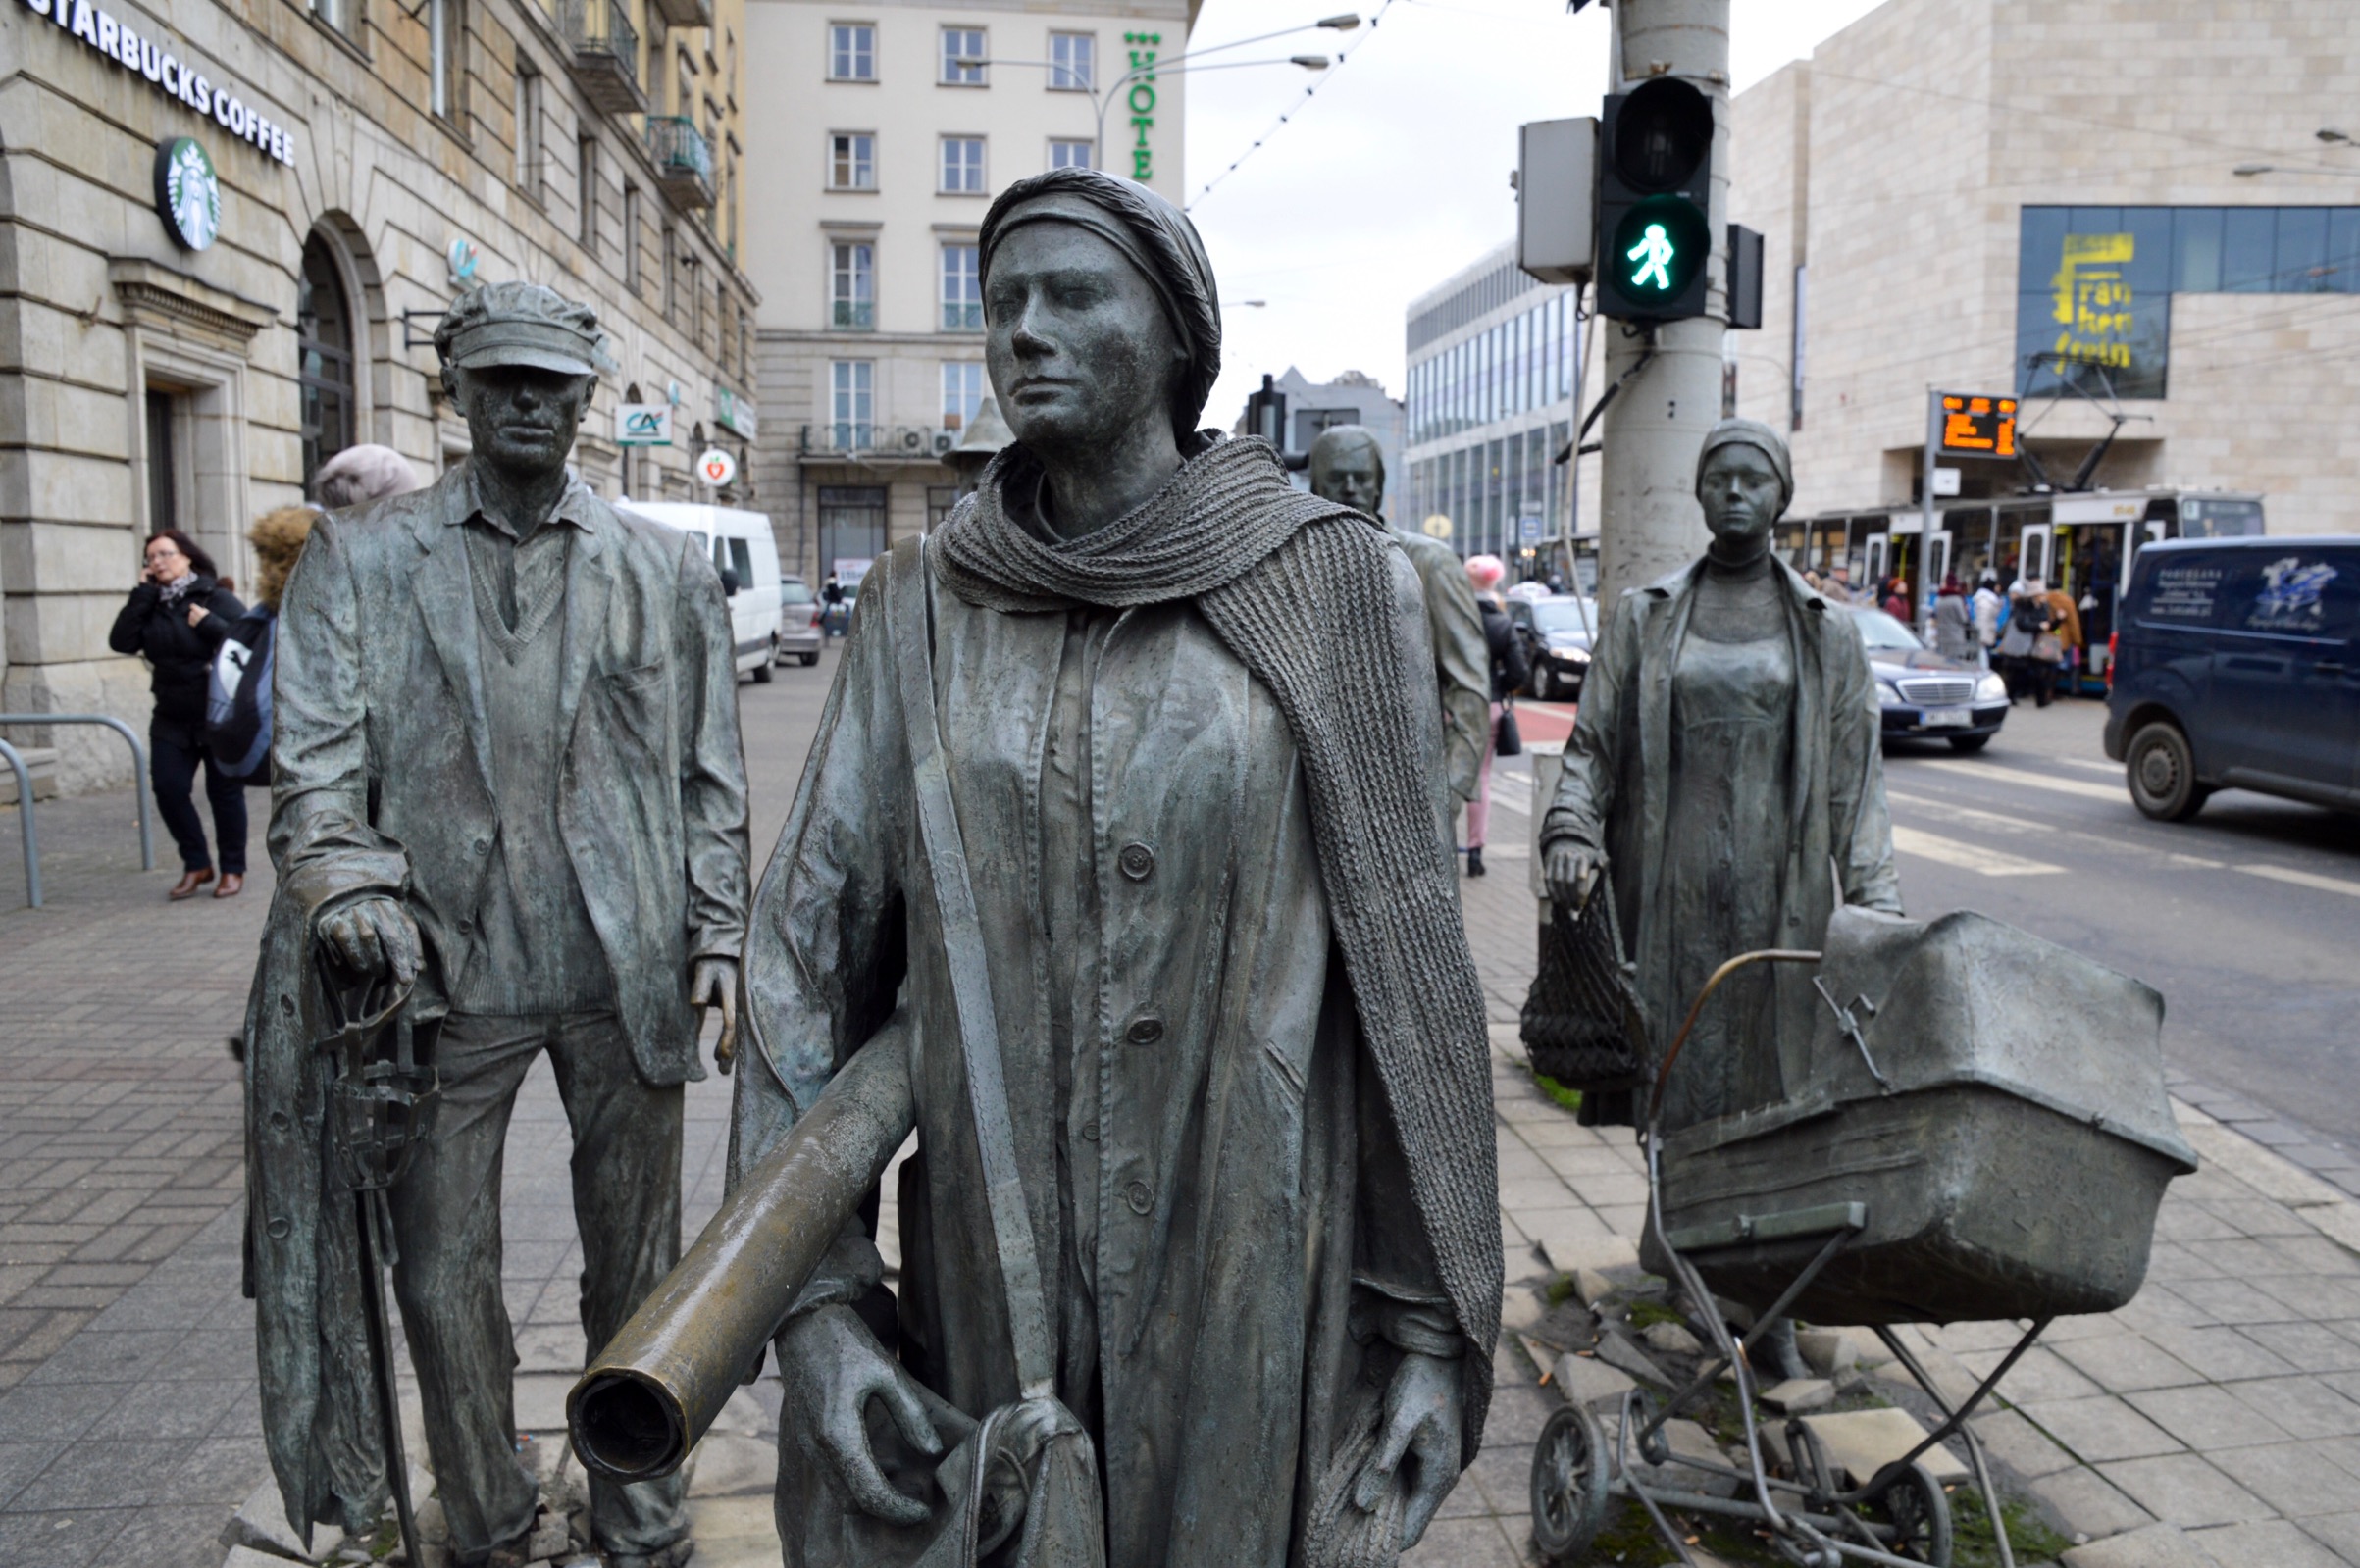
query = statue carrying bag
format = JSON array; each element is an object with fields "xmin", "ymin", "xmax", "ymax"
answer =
[
  {"xmin": 1519, "ymin": 886, "xmax": 1647, "ymax": 1099},
  {"xmin": 888, "ymin": 536, "xmax": 1108, "ymax": 1568}
]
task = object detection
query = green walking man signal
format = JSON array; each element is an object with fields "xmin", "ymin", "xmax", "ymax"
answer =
[{"xmin": 1627, "ymin": 224, "xmax": 1674, "ymax": 290}]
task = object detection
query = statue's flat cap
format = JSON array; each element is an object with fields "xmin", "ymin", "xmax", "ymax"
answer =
[{"xmin": 436, "ymin": 280, "xmax": 599, "ymax": 376}]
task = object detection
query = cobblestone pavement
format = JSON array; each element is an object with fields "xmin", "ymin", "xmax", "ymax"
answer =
[{"xmin": 7, "ymin": 659, "xmax": 2360, "ymax": 1568}]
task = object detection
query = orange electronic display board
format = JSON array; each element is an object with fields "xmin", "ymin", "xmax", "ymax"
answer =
[{"xmin": 1938, "ymin": 394, "xmax": 2019, "ymax": 458}]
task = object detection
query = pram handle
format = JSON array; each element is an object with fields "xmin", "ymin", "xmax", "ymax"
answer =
[{"xmin": 1648, "ymin": 949, "xmax": 1822, "ymax": 1129}]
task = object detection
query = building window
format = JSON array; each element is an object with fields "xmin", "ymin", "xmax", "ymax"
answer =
[
  {"xmin": 829, "ymin": 132, "xmax": 876, "ymax": 190},
  {"xmin": 297, "ymin": 234, "xmax": 355, "ymax": 491},
  {"xmin": 941, "ymin": 362, "xmax": 986, "ymax": 430},
  {"xmin": 1049, "ymin": 138, "xmax": 1092, "ymax": 171},
  {"xmin": 663, "ymin": 224, "xmax": 678, "ymax": 317},
  {"xmin": 941, "ymin": 136, "xmax": 985, "ymax": 195},
  {"xmin": 941, "ymin": 26, "xmax": 985, "ymax": 86},
  {"xmin": 819, "ymin": 483, "xmax": 887, "ymax": 571},
  {"xmin": 829, "ymin": 22, "xmax": 874, "ymax": 81},
  {"xmin": 577, "ymin": 136, "xmax": 598, "ymax": 249},
  {"xmin": 428, "ymin": 0, "xmax": 461, "ymax": 119},
  {"xmin": 514, "ymin": 61, "xmax": 544, "ymax": 199},
  {"xmin": 313, "ymin": 0, "xmax": 361, "ymax": 43},
  {"xmin": 830, "ymin": 362, "xmax": 875, "ymax": 449},
  {"xmin": 831, "ymin": 240, "xmax": 875, "ymax": 330},
  {"xmin": 1049, "ymin": 31, "xmax": 1094, "ymax": 91},
  {"xmin": 624, "ymin": 184, "xmax": 643, "ymax": 290},
  {"xmin": 940, "ymin": 243, "xmax": 981, "ymax": 330}
]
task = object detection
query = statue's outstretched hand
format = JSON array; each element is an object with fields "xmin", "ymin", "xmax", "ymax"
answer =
[
  {"xmin": 318, "ymin": 896, "xmax": 421, "ymax": 989},
  {"xmin": 777, "ymin": 1303, "xmax": 942, "ymax": 1525},
  {"xmin": 1544, "ymin": 841, "xmax": 1605, "ymax": 914},
  {"xmin": 1360, "ymin": 1350, "xmax": 1463, "ymax": 1548},
  {"xmin": 690, "ymin": 956, "xmax": 739, "ymax": 1073}
]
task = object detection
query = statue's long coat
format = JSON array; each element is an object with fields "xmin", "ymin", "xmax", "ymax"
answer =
[
  {"xmin": 733, "ymin": 541, "xmax": 1484, "ymax": 1568},
  {"xmin": 242, "ymin": 469, "xmax": 749, "ymax": 1535},
  {"xmin": 1541, "ymin": 559, "xmax": 1901, "ymax": 1086}
]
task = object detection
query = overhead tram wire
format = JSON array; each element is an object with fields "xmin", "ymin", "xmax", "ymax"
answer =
[{"xmin": 1186, "ymin": 0, "xmax": 1403, "ymax": 214}]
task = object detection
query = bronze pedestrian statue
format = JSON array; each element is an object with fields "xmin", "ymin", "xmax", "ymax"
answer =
[
  {"xmin": 723, "ymin": 169, "xmax": 1501, "ymax": 1567},
  {"xmin": 1307, "ymin": 425, "xmax": 1491, "ymax": 814},
  {"xmin": 1540, "ymin": 418, "xmax": 1901, "ymax": 1132},
  {"xmin": 245, "ymin": 281, "xmax": 750, "ymax": 1568}
]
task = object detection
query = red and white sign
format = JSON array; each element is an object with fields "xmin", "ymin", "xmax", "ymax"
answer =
[{"xmin": 695, "ymin": 447, "xmax": 737, "ymax": 487}]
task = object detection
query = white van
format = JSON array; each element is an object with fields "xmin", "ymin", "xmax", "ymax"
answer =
[{"xmin": 617, "ymin": 501, "xmax": 787, "ymax": 682}]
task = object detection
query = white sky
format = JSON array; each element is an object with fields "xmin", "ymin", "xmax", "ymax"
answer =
[{"xmin": 1181, "ymin": 0, "xmax": 1890, "ymax": 430}]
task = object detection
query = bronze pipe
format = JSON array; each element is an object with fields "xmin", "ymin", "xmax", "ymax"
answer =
[{"xmin": 569, "ymin": 1034, "xmax": 916, "ymax": 1481}]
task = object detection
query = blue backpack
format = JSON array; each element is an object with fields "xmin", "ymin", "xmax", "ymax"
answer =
[{"xmin": 206, "ymin": 608, "xmax": 275, "ymax": 784}]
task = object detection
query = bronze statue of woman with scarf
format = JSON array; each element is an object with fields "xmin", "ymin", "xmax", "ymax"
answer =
[{"xmin": 727, "ymin": 170, "xmax": 1503, "ymax": 1566}]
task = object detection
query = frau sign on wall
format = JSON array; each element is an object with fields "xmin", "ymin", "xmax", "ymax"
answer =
[{"xmin": 17, "ymin": 0, "xmax": 297, "ymax": 167}]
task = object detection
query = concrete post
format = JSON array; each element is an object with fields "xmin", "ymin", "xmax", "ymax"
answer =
[{"xmin": 1596, "ymin": 0, "xmax": 1730, "ymax": 606}]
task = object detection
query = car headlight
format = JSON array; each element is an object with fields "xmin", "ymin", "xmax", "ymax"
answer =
[
  {"xmin": 1557, "ymin": 645, "xmax": 1591, "ymax": 663},
  {"xmin": 1975, "ymin": 672, "xmax": 2008, "ymax": 703},
  {"xmin": 1876, "ymin": 678, "xmax": 1903, "ymax": 706}
]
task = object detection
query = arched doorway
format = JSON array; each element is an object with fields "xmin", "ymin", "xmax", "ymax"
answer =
[{"xmin": 297, "ymin": 232, "xmax": 355, "ymax": 492}]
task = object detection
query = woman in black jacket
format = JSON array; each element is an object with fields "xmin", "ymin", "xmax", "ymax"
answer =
[
  {"xmin": 1463, "ymin": 553, "xmax": 1530, "ymax": 878},
  {"xmin": 109, "ymin": 529, "xmax": 248, "ymax": 898}
]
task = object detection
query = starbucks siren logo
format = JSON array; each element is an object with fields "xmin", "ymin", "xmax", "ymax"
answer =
[{"xmin": 151, "ymin": 137, "xmax": 221, "ymax": 251}]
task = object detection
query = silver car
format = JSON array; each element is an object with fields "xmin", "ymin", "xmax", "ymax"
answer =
[{"xmin": 777, "ymin": 576, "xmax": 823, "ymax": 667}]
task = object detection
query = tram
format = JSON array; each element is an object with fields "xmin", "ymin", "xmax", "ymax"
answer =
[{"xmin": 1779, "ymin": 488, "xmax": 2266, "ymax": 685}]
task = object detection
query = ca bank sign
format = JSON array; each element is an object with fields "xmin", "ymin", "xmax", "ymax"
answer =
[{"xmin": 18, "ymin": 0, "xmax": 297, "ymax": 168}]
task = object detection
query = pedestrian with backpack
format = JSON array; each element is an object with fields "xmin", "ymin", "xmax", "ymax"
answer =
[
  {"xmin": 111, "ymin": 529, "xmax": 250, "ymax": 899},
  {"xmin": 204, "ymin": 507, "xmax": 319, "ymax": 796}
]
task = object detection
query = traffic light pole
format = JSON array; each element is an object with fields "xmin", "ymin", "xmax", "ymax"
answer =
[{"xmin": 1595, "ymin": 0, "xmax": 1730, "ymax": 606}]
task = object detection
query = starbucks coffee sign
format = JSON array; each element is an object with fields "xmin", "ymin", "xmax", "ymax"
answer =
[
  {"xmin": 152, "ymin": 137, "xmax": 220, "ymax": 251},
  {"xmin": 18, "ymin": 0, "xmax": 296, "ymax": 167}
]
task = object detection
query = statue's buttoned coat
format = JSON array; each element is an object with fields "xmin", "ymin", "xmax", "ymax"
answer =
[
  {"xmin": 733, "ymin": 541, "xmax": 1459, "ymax": 1568},
  {"xmin": 242, "ymin": 465, "xmax": 750, "ymax": 1535}
]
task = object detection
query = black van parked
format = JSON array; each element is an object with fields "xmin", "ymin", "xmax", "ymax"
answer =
[{"xmin": 2106, "ymin": 537, "xmax": 2360, "ymax": 820}]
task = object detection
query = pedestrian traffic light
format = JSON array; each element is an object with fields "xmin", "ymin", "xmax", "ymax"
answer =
[{"xmin": 1595, "ymin": 77, "xmax": 1715, "ymax": 323}]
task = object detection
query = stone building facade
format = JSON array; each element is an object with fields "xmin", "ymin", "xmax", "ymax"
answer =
[
  {"xmin": 740, "ymin": 0, "xmax": 1195, "ymax": 585},
  {"xmin": 2, "ymin": 0, "xmax": 756, "ymax": 790},
  {"xmin": 1729, "ymin": 0, "xmax": 2360, "ymax": 537}
]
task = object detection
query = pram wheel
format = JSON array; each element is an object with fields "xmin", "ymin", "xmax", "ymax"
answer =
[
  {"xmin": 1529, "ymin": 1404, "xmax": 1610, "ymax": 1562},
  {"xmin": 1867, "ymin": 1462, "xmax": 1953, "ymax": 1565}
]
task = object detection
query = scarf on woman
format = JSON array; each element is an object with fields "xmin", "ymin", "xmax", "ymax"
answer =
[
  {"xmin": 933, "ymin": 433, "xmax": 1504, "ymax": 1463},
  {"xmin": 157, "ymin": 570, "xmax": 201, "ymax": 608}
]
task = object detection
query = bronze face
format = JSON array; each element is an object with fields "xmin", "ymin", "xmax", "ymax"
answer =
[
  {"xmin": 983, "ymin": 222, "xmax": 1187, "ymax": 463},
  {"xmin": 442, "ymin": 364, "xmax": 596, "ymax": 479},
  {"xmin": 1697, "ymin": 442, "xmax": 1782, "ymax": 558},
  {"xmin": 1308, "ymin": 430, "xmax": 1385, "ymax": 517}
]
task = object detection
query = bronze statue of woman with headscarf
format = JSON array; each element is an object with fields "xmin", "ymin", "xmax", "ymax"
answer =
[
  {"xmin": 1540, "ymin": 419, "xmax": 1902, "ymax": 1133},
  {"xmin": 730, "ymin": 169, "xmax": 1501, "ymax": 1566}
]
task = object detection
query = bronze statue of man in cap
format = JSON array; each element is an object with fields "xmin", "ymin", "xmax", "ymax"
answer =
[
  {"xmin": 244, "ymin": 279, "xmax": 750, "ymax": 1568},
  {"xmin": 1307, "ymin": 425, "xmax": 1491, "ymax": 815}
]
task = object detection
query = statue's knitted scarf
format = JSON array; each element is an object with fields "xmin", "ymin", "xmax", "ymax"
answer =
[{"xmin": 933, "ymin": 433, "xmax": 1504, "ymax": 1464}]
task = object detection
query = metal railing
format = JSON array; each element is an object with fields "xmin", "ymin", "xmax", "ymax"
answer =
[
  {"xmin": 830, "ymin": 299, "xmax": 876, "ymax": 330},
  {"xmin": 0, "ymin": 715, "xmax": 155, "ymax": 909},
  {"xmin": 941, "ymin": 300, "xmax": 984, "ymax": 331},
  {"xmin": 646, "ymin": 115, "xmax": 714, "ymax": 181},
  {"xmin": 557, "ymin": 0, "xmax": 640, "ymax": 83}
]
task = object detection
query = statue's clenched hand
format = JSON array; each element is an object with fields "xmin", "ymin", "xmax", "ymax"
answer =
[
  {"xmin": 777, "ymin": 1303, "xmax": 942, "ymax": 1525},
  {"xmin": 1544, "ymin": 840, "xmax": 1605, "ymax": 913},
  {"xmin": 318, "ymin": 896, "xmax": 422, "ymax": 988},
  {"xmin": 1359, "ymin": 1350, "xmax": 1463, "ymax": 1547},
  {"xmin": 690, "ymin": 956, "xmax": 739, "ymax": 1073}
]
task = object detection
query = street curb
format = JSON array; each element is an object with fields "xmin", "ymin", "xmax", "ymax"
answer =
[{"xmin": 2171, "ymin": 1097, "xmax": 2360, "ymax": 1257}]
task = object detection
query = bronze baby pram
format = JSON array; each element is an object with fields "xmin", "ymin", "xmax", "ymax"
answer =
[{"xmin": 1526, "ymin": 905, "xmax": 2198, "ymax": 1566}]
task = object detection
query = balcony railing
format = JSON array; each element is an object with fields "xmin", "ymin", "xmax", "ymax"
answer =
[
  {"xmin": 940, "ymin": 301, "xmax": 984, "ymax": 332},
  {"xmin": 646, "ymin": 116, "xmax": 715, "ymax": 211},
  {"xmin": 556, "ymin": 0, "xmax": 645, "ymax": 116},
  {"xmin": 799, "ymin": 424, "xmax": 956, "ymax": 461},
  {"xmin": 831, "ymin": 299, "xmax": 876, "ymax": 331}
]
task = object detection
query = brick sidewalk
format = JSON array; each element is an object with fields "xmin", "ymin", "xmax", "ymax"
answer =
[{"xmin": 8, "ymin": 696, "xmax": 2360, "ymax": 1568}]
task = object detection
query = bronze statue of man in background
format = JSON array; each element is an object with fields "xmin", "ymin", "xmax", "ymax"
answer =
[
  {"xmin": 1307, "ymin": 426, "xmax": 1491, "ymax": 815},
  {"xmin": 245, "ymin": 280, "xmax": 751, "ymax": 1568}
]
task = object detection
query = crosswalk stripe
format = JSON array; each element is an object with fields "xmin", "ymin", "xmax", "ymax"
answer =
[
  {"xmin": 2237, "ymin": 864, "xmax": 2360, "ymax": 899},
  {"xmin": 1885, "ymin": 789, "xmax": 2052, "ymax": 834},
  {"xmin": 1913, "ymin": 759, "xmax": 2127, "ymax": 802},
  {"xmin": 1890, "ymin": 824, "xmax": 2065, "ymax": 877}
]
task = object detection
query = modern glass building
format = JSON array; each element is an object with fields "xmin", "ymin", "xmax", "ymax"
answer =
[{"xmin": 1401, "ymin": 242, "xmax": 1592, "ymax": 576}]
